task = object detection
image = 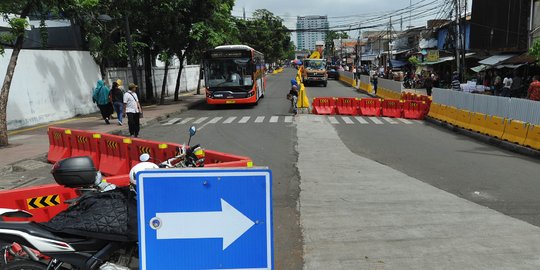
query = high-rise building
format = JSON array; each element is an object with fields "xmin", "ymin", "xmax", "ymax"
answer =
[{"xmin": 296, "ymin": 15, "xmax": 329, "ymax": 51}]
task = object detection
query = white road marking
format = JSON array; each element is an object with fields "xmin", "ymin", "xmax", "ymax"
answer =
[
  {"xmin": 163, "ymin": 118, "xmax": 181, "ymax": 126},
  {"xmin": 193, "ymin": 117, "xmax": 208, "ymax": 124},
  {"xmin": 382, "ymin": 117, "xmax": 399, "ymax": 124},
  {"xmin": 238, "ymin": 116, "xmax": 251, "ymax": 123},
  {"xmin": 397, "ymin": 118, "xmax": 414, "ymax": 124},
  {"xmin": 328, "ymin": 117, "xmax": 339, "ymax": 124},
  {"xmin": 354, "ymin": 116, "xmax": 369, "ymax": 124},
  {"xmin": 255, "ymin": 116, "xmax": 265, "ymax": 123},
  {"xmin": 284, "ymin": 116, "xmax": 294, "ymax": 123},
  {"xmin": 342, "ymin": 116, "xmax": 354, "ymax": 124},
  {"xmin": 207, "ymin": 117, "xmax": 223, "ymax": 124},
  {"xmin": 269, "ymin": 116, "xmax": 279, "ymax": 123},
  {"xmin": 368, "ymin": 117, "xmax": 384, "ymax": 125},
  {"xmin": 223, "ymin": 117, "xmax": 237, "ymax": 124},
  {"xmin": 180, "ymin": 117, "xmax": 194, "ymax": 124}
]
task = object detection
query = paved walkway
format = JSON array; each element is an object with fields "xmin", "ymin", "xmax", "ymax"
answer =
[
  {"xmin": 297, "ymin": 114, "xmax": 540, "ymax": 269},
  {"xmin": 1, "ymin": 93, "xmax": 205, "ymax": 168}
]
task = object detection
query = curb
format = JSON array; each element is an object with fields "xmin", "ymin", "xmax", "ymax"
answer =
[{"xmin": 424, "ymin": 117, "xmax": 540, "ymax": 159}]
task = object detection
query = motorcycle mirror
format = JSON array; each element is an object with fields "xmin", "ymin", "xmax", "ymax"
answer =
[
  {"xmin": 139, "ymin": 153, "xmax": 150, "ymax": 162},
  {"xmin": 188, "ymin": 126, "xmax": 196, "ymax": 146}
]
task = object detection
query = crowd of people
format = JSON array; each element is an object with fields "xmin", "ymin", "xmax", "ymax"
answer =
[{"xmin": 92, "ymin": 79, "xmax": 143, "ymax": 137}]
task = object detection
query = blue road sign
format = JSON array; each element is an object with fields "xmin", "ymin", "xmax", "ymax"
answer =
[{"xmin": 137, "ymin": 168, "xmax": 273, "ymax": 270}]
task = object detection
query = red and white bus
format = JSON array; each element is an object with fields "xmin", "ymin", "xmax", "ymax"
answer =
[{"xmin": 202, "ymin": 45, "xmax": 266, "ymax": 105}]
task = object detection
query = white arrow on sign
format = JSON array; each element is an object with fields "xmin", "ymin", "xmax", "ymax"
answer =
[{"xmin": 153, "ymin": 199, "xmax": 255, "ymax": 250}]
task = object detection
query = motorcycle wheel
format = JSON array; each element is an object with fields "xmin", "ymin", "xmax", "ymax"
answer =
[{"xmin": 3, "ymin": 260, "xmax": 47, "ymax": 270}]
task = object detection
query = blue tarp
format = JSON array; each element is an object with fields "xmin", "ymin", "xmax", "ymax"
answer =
[{"xmin": 390, "ymin": 59, "xmax": 408, "ymax": 68}]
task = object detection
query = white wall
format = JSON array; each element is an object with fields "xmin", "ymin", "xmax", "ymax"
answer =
[{"xmin": 1, "ymin": 49, "xmax": 101, "ymax": 130}]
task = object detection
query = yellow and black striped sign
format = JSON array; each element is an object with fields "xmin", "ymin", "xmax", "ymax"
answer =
[
  {"xmin": 77, "ymin": 136, "xmax": 88, "ymax": 143},
  {"xmin": 138, "ymin": 146, "xmax": 151, "ymax": 154},
  {"xmin": 54, "ymin": 132, "xmax": 61, "ymax": 139},
  {"xmin": 106, "ymin": 140, "xmax": 118, "ymax": 149},
  {"xmin": 26, "ymin": 195, "xmax": 60, "ymax": 210}
]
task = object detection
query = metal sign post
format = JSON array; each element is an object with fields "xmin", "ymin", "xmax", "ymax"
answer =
[{"xmin": 137, "ymin": 168, "xmax": 273, "ymax": 270}]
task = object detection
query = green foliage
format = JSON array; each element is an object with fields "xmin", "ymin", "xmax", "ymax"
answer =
[
  {"xmin": 529, "ymin": 38, "xmax": 540, "ymax": 60},
  {"xmin": 408, "ymin": 56, "xmax": 420, "ymax": 66}
]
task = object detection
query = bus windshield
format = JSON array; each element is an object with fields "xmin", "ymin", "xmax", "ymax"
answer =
[
  {"xmin": 305, "ymin": 60, "xmax": 326, "ymax": 70},
  {"xmin": 204, "ymin": 58, "xmax": 254, "ymax": 88}
]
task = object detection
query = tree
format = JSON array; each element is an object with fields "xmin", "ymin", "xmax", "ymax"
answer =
[
  {"xmin": 235, "ymin": 9, "xmax": 293, "ymax": 64},
  {"xmin": 324, "ymin": 30, "xmax": 349, "ymax": 61},
  {"xmin": 0, "ymin": 1, "xmax": 58, "ymax": 146}
]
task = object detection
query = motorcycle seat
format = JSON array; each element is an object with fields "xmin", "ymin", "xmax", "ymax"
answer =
[{"xmin": 0, "ymin": 221, "xmax": 65, "ymax": 241}]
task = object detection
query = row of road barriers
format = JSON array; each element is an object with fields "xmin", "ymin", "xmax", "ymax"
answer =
[
  {"xmin": 430, "ymin": 88, "xmax": 540, "ymax": 150},
  {"xmin": 0, "ymin": 127, "xmax": 253, "ymax": 222},
  {"xmin": 312, "ymin": 97, "xmax": 429, "ymax": 119},
  {"xmin": 338, "ymin": 71, "xmax": 405, "ymax": 100}
]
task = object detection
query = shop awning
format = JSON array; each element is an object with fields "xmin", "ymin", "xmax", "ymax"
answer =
[
  {"xmin": 389, "ymin": 59, "xmax": 408, "ymax": 68},
  {"xmin": 419, "ymin": 56, "xmax": 455, "ymax": 65},
  {"xmin": 470, "ymin": 65, "xmax": 487, "ymax": 73},
  {"xmin": 478, "ymin": 54, "xmax": 517, "ymax": 66}
]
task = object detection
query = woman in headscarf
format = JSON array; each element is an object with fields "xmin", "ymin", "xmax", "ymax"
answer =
[{"xmin": 92, "ymin": 80, "xmax": 112, "ymax": 124}]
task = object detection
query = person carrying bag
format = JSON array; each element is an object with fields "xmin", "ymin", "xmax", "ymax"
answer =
[
  {"xmin": 92, "ymin": 80, "xmax": 112, "ymax": 124},
  {"xmin": 123, "ymin": 83, "xmax": 142, "ymax": 138}
]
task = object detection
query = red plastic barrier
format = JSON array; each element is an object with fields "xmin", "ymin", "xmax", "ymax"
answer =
[
  {"xmin": 312, "ymin": 97, "xmax": 336, "ymax": 115},
  {"xmin": 403, "ymin": 100, "xmax": 429, "ymax": 120},
  {"xmin": 97, "ymin": 134, "xmax": 131, "ymax": 176},
  {"xmin": 47, "ymin": 127, "xmax": 72, "ymax": 163},
  {"xmin": 68, "ymin": 129, "xmax": 100, "ymax": 168},
  {"xmin": 381, "ymin": 99, "xmax": 403, "ymax": 118},
  {"xmin": 358, "ymin": 98, "xmax": 382, "ymax": 116},
  {"xmin": 336, "ymin": 97, "xmax": 359, "ymax": 115},
  {"xmin": 204, "ymin": 150, "xmax": 252, "ymax": 168},
  {"xmin": 0, "ymin": 184, "xmax": 77, "ymax": 222},
  {"xmin": 127, "ymin": 138, "xmax": 168, "ymax": 168}
]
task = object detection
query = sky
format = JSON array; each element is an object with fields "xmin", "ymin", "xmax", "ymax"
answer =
[{"xmin": 231, "ymin": 0, "xmax": 472, "ymax": 45}]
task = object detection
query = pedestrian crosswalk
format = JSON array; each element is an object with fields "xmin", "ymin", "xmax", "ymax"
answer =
[{"xmin": 160, "ymin": 115, "xmax": 422, "ymax": 126}]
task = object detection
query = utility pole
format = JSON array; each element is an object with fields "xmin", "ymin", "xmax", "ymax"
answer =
[
  {"xmin": 454, "ymin": 0, "xmax": 461, "ymax": 81},
  {"xmin": 461, "ymin": 0, "xmax": 467, "ymax": 77},
  {"xmin": 243, "ymin": 7, "xmax": 246, "ymax": 20},
  {"xmin": 409, "ymin": 0, "xmax": 412, "ymax": 29},
  {"xmin": 388, "ymin": 17, "xmax": 392, "ymax": 68}
]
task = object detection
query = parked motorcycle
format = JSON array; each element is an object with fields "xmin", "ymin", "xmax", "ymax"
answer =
[{"xmin": 0, "ymin": 127, "xmax": 204, "ymax": 270}]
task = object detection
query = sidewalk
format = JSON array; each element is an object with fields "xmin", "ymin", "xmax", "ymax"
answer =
[{"xmin": 1, "ymin": 92, "xmax": 205, "ymax": 171}]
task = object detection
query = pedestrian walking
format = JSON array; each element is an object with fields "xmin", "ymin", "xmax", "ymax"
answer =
[
  {"xmin": 494, "ymin": 73, "xmax": 503, "ymax": 96},
  {"xmin": 527, "ymin": 76, "xmax": 540, "ymax": 101},
  {"xmin": 92, "ymin": 80, "xmax": 112, "ymax": 124},
  {"xmin": 123, "ymin": 83, "xmax": 142, "ymax": 138},
  {"xmin": 371, "ymin": 73, "xmax": 378, "ymax": 95},
  {"xmin": 424, "ymin": 73, "xmax": 433, "ymax": 96},
  {"xmin": 110, "ymin": 81, "xmax": 124, "ymax": 125},
  {"xmin": 502, "ymin": 75, "xmax": 513, "ymax": 97},
  {"xmin": 451, "ymin": 72, "xmax": 461, "ymax": 91}
]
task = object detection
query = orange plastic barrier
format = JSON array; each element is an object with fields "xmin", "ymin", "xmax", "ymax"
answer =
[
  {"xmin": 358, "ymin": 98, "xmax": 382, "ymax": 116},
  {"xmin": 336, "ymin": 97, "xmax": 359, "ymax": 115},
  {"xmin": 97, "ymin": 134, "xmax": 131, "ymax": 176},
  {"xmin": 381, "ymin": 99, "xmax": 403, "ymax": 118},
  {"xmin": 312, "ymin": 97, "xmax": 336, "ymax": 115},
  {"xmin": 524, "ymin": 125, "xmax": 540, "ymax": 150},
  {"xmin": 0, "ymin": 184, "xmax": 77, "ymax": 222},
  {"xmin": 47, "ymin": 127, "xmax": 72, "ymax": 163},
  {"xmin": 403, "ymin": 100, "xmax": 428, "ymax": 120},
  {"xmin": 68, "ymin": 129, "xmax": 100, "ymax": 168},
  {"xmin": 502, "ymin": 120, "xmax": 529, "ymax": 145}
]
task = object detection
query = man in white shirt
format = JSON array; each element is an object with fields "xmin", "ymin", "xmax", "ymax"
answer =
[
  {"xmin": 502, "ymin": 75, "xmax": 513, "ymax": 97},
  {"xmin": 123, "ymin": 83, "xmax": 142, "ymax": 137}
]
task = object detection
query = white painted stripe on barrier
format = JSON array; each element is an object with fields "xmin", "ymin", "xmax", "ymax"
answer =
[
  {"xmin": 354, "ymin": 116, "xmax": 369, "ymax": 124},
  {"xmin": 207, "ymin": 117, "xmax": 223, "ymax": 124},
  {"xmin": 342, "ymin": 116, "xmax": 354, "ymax": 124},
  {"xmin": 193, "ymin": 117, "xmax": 208, "ymax": 124},
  {"xmin": 369, "ymin": 117, "xmax": 384, "ymax": 125},
  {"xmin": 382, "ymin": 117, "xmax": 398, "ymax": 124},
  {"xmin": 328, "ymin": 117, "xmax": 339, "ymax": 124},
  {"xmin": 223, "ymin": 117, "xmax": 237, "ymax": 124},
  {"xmin": 239, "ymin": 116, "xmax": 251, "ymax": 123},
  {"xmin": 255, "ymin": 116, "xmax": 265, "ymax": 123},
  {"xmin": 163, "ymin": 118, "xmax": 181, "ymax": 126},
  {"xmin": 284, "ymin": 116, "xmax": 293, "ymax": 123},
  {"xmin": 180, "ymin": 118, "xmax": 194, "ymax": 124},
  {"xmin": 269, "ymin": 116, "xmax": 279, "ymax": 123}
]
